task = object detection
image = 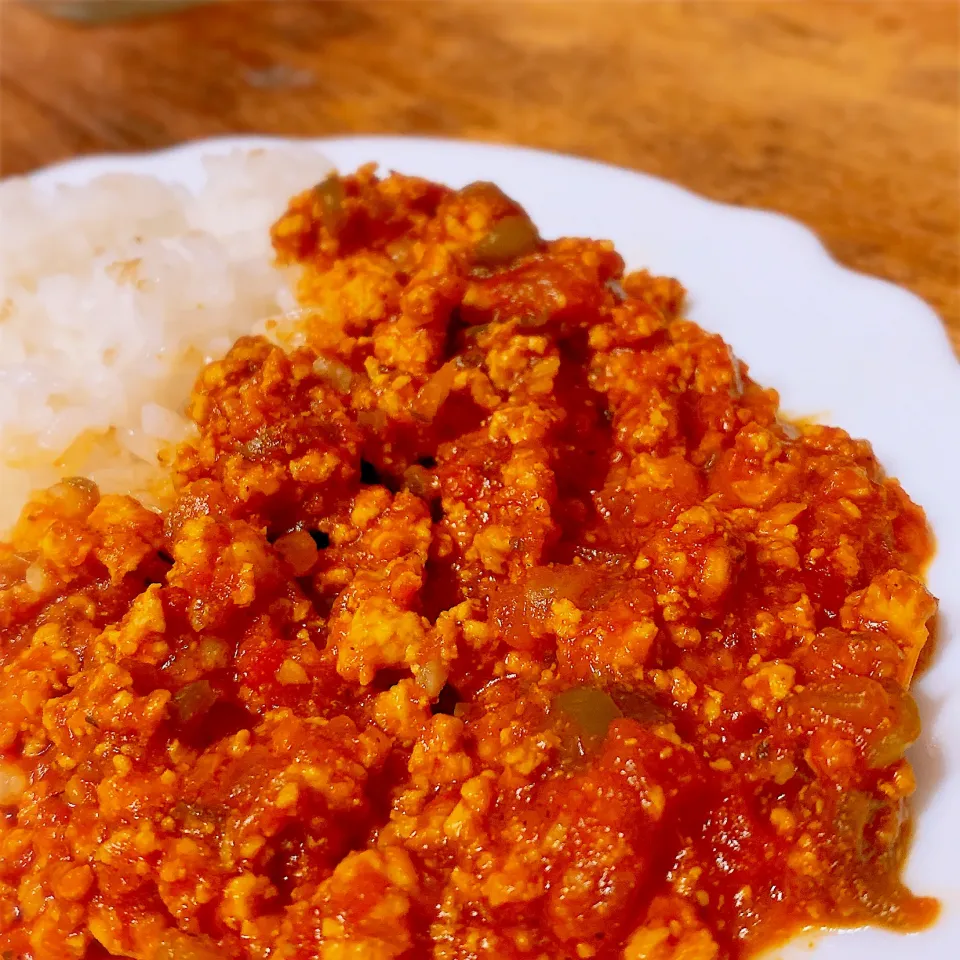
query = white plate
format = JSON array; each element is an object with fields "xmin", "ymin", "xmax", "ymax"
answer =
[{"xmin": 28, "ymin": 136, "xmax": 960, "ymax": 958}]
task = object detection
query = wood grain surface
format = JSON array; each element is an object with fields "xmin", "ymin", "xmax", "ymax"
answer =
[{"xmin": 1, "ymin": 0, "xmax": 957, "ymax": 352}]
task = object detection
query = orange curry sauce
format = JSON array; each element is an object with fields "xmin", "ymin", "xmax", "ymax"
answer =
[{"xmin": 0, "ymin": 167, "xmax": 938, "ymax": 960}]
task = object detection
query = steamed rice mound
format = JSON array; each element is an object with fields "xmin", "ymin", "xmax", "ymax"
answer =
[{"xmin": 0, "ymin": 148, "xmax": 332, "ymax": 529}]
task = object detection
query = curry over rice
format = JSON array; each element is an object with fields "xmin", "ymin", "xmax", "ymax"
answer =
[{"xmin": 0, "ymin": 166, "xmax": 938, "ymax": 959}]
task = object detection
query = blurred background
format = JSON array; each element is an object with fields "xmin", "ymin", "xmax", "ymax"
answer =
[{"xmin": 0, "ymin": 0, "xmax": 957, "ymax": 347}]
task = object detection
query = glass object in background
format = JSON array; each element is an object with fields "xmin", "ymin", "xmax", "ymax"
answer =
[{"xmin": 25, "ymin": 1, "xmax": 205, "ymax": 23}]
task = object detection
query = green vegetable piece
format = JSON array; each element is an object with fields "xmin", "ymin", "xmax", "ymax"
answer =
[
  {"xmin": 553, "ymin": 686, "xmax": 623, "ymax": 747},
  {"xmin": 474, "ymin": 215, "xmax": 540, "ymax": 266},
  {"xmin": 314, "ymin": 175, "xmax": 346, "ymax": 230}
]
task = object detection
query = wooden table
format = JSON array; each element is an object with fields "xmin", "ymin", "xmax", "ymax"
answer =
[{"xmin": 1, "ymin": 0, "xmax": 957, "ymax": 352}]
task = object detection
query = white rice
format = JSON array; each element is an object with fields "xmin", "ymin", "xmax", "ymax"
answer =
[{"xmin": 0, "ymin": 147, "xmax": 331, "ymax": 532}]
